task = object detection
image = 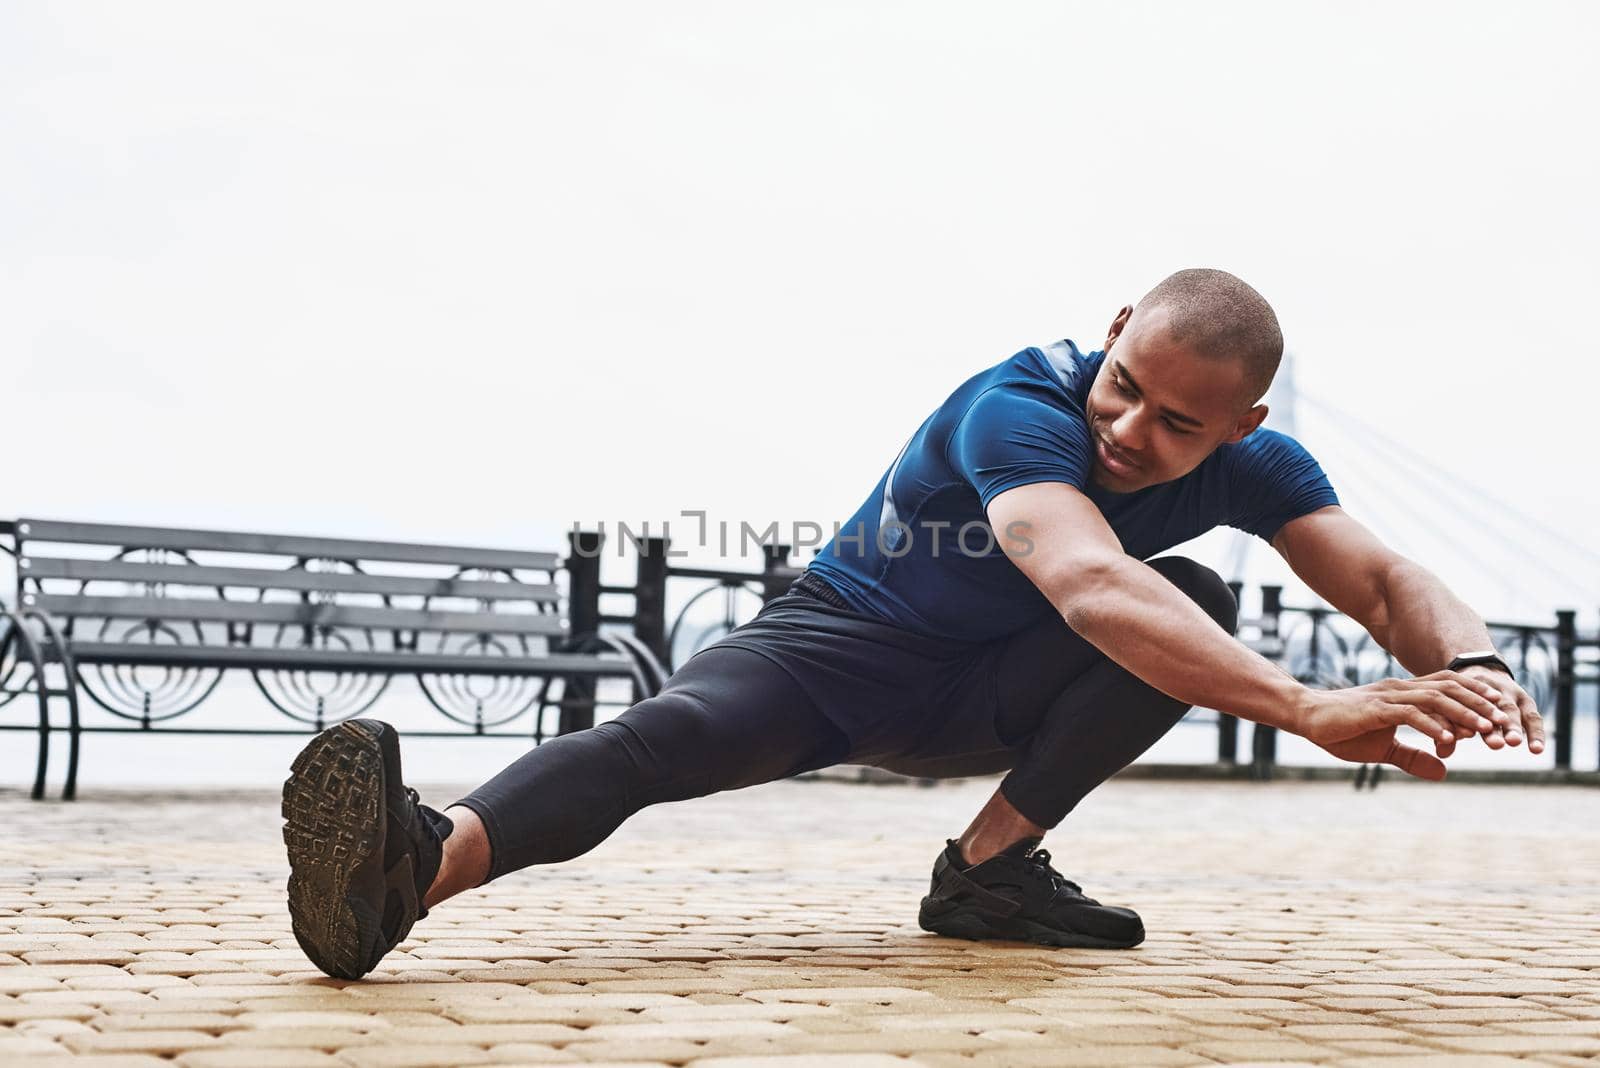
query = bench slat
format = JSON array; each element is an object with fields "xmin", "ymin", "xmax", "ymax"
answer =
[
  {"xmin": 66, "ymin": 641, "xmax": 634, "ymax": 677},
  {"xmin": 25, "ymin": 593, "xmax": 567, "ymax": 637},
  {"xmin": 22, "ymin": 557, "xmax": 559, "ymax": 603},
  {"xmin": 17, "ymin": 519, "xmax": 561, "ymax": 571}
]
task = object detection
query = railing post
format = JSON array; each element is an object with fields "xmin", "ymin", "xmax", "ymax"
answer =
[
  {"xmin": 760, "ymin": 543, "xmax": 794, "ymax": 604},
  {"xmin": 1217, "ymin": 580, "xmax": 1243, "ymax": 764},
  {"xmin": 1555, "ymin": 609, "xmax": 1576, "ymax": 771},
  {"xmin": 1252, "ymin": 585, "xmax": 1284, "ymax": 780},
  {"xmin": 633, "ymin": 535, "xmax": 670, "ymax": 667},
  {"xmin": 562, "ymin": 529, "xmax": 604, "ymax": 735}
]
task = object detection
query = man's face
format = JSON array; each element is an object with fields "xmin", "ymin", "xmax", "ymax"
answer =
[{"xmin": 1083, "ymin": 306, "xmax": 1267, "ymax": 493}]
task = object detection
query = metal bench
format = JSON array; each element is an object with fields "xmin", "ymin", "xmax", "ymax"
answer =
[{"xmin": 0, "ymin": 519, "xmax": 666, "ymax": 800}]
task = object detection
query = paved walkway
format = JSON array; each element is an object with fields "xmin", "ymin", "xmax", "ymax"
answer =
[{"xmin": 2, "ymin": 774, "xmax": 1598, "ymax": 1066}]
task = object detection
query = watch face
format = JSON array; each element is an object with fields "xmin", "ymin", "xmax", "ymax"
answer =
[{"xmin": 1458, "ymin": 650, "xmax": 1497, "ymax": 659}]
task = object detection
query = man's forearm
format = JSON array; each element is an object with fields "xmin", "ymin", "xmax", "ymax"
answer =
[
  {"xmin": 1371, "ymin": 560, "xmax": 1496, "ymax": 676},
  {"xmin": 1059, "ymin": 557, "xmax": 1310, "ymax": 732}
]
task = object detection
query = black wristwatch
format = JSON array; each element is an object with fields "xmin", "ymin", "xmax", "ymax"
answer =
[{"xmin": 1446, "ymin": 650, "xmax": 1514, "ymax": 678}]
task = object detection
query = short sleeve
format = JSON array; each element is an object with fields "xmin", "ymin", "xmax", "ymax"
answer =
[
  {"xmin": 947, "ymin": 386, "xmax": 1094, "ymax": 510},
  {"xmin": 1225, "ymin": 429, "xmax": 1340, "ymax": 541}
]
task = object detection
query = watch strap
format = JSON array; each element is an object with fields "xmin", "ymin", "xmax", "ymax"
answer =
[{"xmin": 1447, "ymin": 652, "xmax": 1514, "ymax": 678}]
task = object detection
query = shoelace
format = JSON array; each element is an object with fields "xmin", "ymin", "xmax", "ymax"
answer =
[{"xmin": 1024, "ymin": 848, "xmax": 1085, "ymax": 897}]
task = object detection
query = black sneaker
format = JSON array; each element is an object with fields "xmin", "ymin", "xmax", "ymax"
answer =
[
  {"xmin": 918, "ymin": 838, "xmax": 1144, "ymax": 949},
  {"xmin": 282, "ymin": 719, "xmax": 453, "ymax": 979}
]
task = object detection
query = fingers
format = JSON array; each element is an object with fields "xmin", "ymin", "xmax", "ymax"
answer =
[
  {"xmin": 1471, "ymin": 676, "xmax": 1531, "ymax": 751},
  {"xmin": 1435, "ymin": 679, "xmax": 1507, "ymax": 724},
  {"xmin": 1434, "ymin": 733, "xmax": 1457, "ymax": 759},
  {"xmin": 1383, "ymin": 684, "xmax": 1494, "ymax": 735},
  {"xmin": 1480, "ymin": 676, "xmax": 1524, "ymax": 748},
  {"xmin": 1380, "ymin": 701, "xmax": 1455, "ymax": 745},
  {"xmin": 1420, "ymin": 669, "xmax": 1512, "ymax": 724},
  {"xmin": 1519, "ymin": 690, "xmax": 1547, "ymax": 755},
  {"xmin": 1386, "ymin": 739, "xmax": 1447, "ymax": 782}
]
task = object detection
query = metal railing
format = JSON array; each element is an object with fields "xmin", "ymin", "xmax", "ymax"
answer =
[
  {"xmin": 577, "ymin": 530, "xmax": 1599, "ymax": 776},
  {"xmin": 1225, "ymin": 585, "xmax": 1592, "ymax": 776}
]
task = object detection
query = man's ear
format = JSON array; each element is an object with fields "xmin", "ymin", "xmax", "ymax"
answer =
[
  {"xmin": 1103, "ymin": 305, "xmax": 1134, "ymax": 351},
  {"xmin": 1223, "ymin": 403, "xmax": 1269, "ymax": 444}
]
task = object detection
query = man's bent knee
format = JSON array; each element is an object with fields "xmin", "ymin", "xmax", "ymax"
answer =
[{"xmin": 1146, "ymin": 556, "xmax": 1237, "ymax": 634}]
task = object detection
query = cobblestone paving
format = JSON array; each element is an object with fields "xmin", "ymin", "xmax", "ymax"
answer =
[{"xmin": 2, "ymin": 775, "xmax": 1598, "ymax": 1066}]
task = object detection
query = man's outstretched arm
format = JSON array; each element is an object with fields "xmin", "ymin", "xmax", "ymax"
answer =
[
  {"xmin": 987, "ymin": 482, "xmax": 1509, "ymax": 777},
  {"xmin": 1270, "ymin": 504, "xmax": 1546, "ymax": 756}
]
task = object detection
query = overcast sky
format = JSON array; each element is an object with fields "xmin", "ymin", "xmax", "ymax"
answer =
[{"xmin": 4, "ymin": 1, "xmax": 1597, "ymax": 624}]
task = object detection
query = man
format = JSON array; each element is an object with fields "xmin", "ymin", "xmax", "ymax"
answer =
[{"xmin": 282, "ymin": 268, "xmax": 1543, "ymax": 980}]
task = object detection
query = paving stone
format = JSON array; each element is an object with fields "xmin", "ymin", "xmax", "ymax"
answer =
[
  {"xmin": 1500, "ymin": 1018, "xmax": 1600, "ymax": 1034},
  {"xmin": 743, "ymin": 986, "xmax": 936, "ymax": 1004},
  {"xmin": 62, "ymin": 1028, "xmax": 222, "ymax": 1054},
  {"xmin": 337, "ymin": 1046, "xmax": 497, "ymax": 1066},
  {"xmin": 558, "ymin": 1038, "xmax": 705, "ymax": 1061},
  {"xmin": 1190, "ymin": 1036, "xmax": 1337, "ymax": 1061},
  {"xmin": 1335, "ymin": 1058, "xmax": 1531, "ymax": 1068},
  {"xmin": 1379, "ymin": 1006, "xmax": 1567, "ymax": 1023},
  {"xmin": 7, "ymin": 1057, "xmax": 176, "ymax": 1068},
  {"xmin": 0, "ymin": 778, "xmax": 1596, "ymax": 1066},
  {"xmin": 964, "ymin": 1046, "xmax": 1207, "ymax": 1065},
  {"xmin": 477, "ymin": 1046, "xmax": 581, "ymax": 1064},
  {"xmin": 688, "ymin": 1057, "xmax": 907, "ymax": 1068},
  {"xmin": 92, "ymin": 1011, "xmax": 242, "ymax": 1031},
  {"xmin": 178, "ymin": 1052, "xmax": 346, "ymax": 1067},
  {"xmin": 1282, "ymin": 1022, "xmax": 1416, "ymax": 1040},
  {"xmin": 1429, "ymin": 1034, "xmax": 1600, "ymax": 1054},
  {"xmin": 0, "ymin": 1034, "xmax": 67, "ymax": 1056}
]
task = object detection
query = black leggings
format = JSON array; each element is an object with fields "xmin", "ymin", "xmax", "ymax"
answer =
[{"xmin": 456, "ymin": 556, "xmax": 1238, "ymax": 882}]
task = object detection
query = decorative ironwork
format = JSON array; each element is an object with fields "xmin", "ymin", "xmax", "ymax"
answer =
[
  {"xmin": 1275, "ymin": 608, "xmax": 1559, "ymax": 703},
  {"xmin": 416, "ymin": 567, "xmax": 560, "ymax": 731},
  {"xmin": 251, "ymin": 558, "xmax": 391, "ymax": 728},
  {"xmin": 71, "ymin": 548, "xmax": 225, "ymax": 725},
  {"xmin": 556, "ymin": 631, "xmax": 667, "ymax": 707},
  {"xmin": 667, "ymin": 580, "xmax": 767, "ymax": 670}
]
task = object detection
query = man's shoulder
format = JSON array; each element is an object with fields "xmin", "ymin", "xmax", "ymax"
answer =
[
  {"xmin": 947, "ymin": 352, "xmax": 1097, "ymax": 451},
  {"xmin": 1021, "ymin": 338, "xmax": 1105, "ymax": 399},
  {"xmin": 1209, "ymin": 426, "xmax": 1338, "ymax": 539},
  {"xmin": 952, "ymin": 339, "xmax": 1100, "ymax": 420},
  {"xmin": 1220, "ymin": 427, "xmax": 1322, "ymax": 474}
]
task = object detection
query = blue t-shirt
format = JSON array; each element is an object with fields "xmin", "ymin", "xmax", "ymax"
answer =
[{"xmin": 808, "ymin": 339, "xmax": 1338, "ymax": 642}]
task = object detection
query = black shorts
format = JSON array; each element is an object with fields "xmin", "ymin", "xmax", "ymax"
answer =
[{"xmin": 705, "ymin": 570, "xmax": 1034, "ymax": 773}]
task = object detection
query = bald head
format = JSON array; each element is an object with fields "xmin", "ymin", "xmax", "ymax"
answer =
[{"xmin": 1133, "ymin": 269, "xmax": 1282, "ymax": 403}]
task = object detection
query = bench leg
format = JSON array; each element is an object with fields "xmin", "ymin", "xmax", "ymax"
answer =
[
  {"xmin": 26, "ymin": 612, "xmax": 83, "ymax": 802},
  {"xmin": 4, "ymin": 610, "xmax": 52, "ymax": 800},
  {"xmin": 32, "ymin": 685, "xmax": 50, "ymax": 801}
]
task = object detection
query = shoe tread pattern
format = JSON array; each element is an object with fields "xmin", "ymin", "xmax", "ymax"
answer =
[{"xmin": 281, "ymin": 720, "xmax": 386, "ymax": 979}]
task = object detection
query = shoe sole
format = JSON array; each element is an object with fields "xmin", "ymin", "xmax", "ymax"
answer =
[
  {"xmin": 282, "ymin": 720, "xmax": 389, "ymax": 980},
  {"xmin": 917, "ymin": 896, "xmax": 1145, "ymax": 950}
]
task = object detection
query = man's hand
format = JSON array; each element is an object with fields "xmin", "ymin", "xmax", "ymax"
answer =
[
  {"xmin": 1273, "ymin": 507, "xmax": 1548, "ymax": 765},
  {"xmin": 1297, "ymin": 670, "xmax": 1508, "ymax": 780},
  {"xmin": 1319, "ymin": 726, "xmax": 1449, "ymax": 781},
  {"xmin": 1451, "ymin": 665, "xmax": 1546, "ymax": 756}
]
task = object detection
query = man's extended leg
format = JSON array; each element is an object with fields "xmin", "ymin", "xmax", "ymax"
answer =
[
  {"xmin": 444, "ymin": 645, "xmax": 850, "ymax": 883},
  {"xmin": 283, "ymin": 644, "xmax": 849, "ymax": 978},
  {"xmin": 917, "ymin": 556, "xmax": 1238, "ymax": 947}
]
